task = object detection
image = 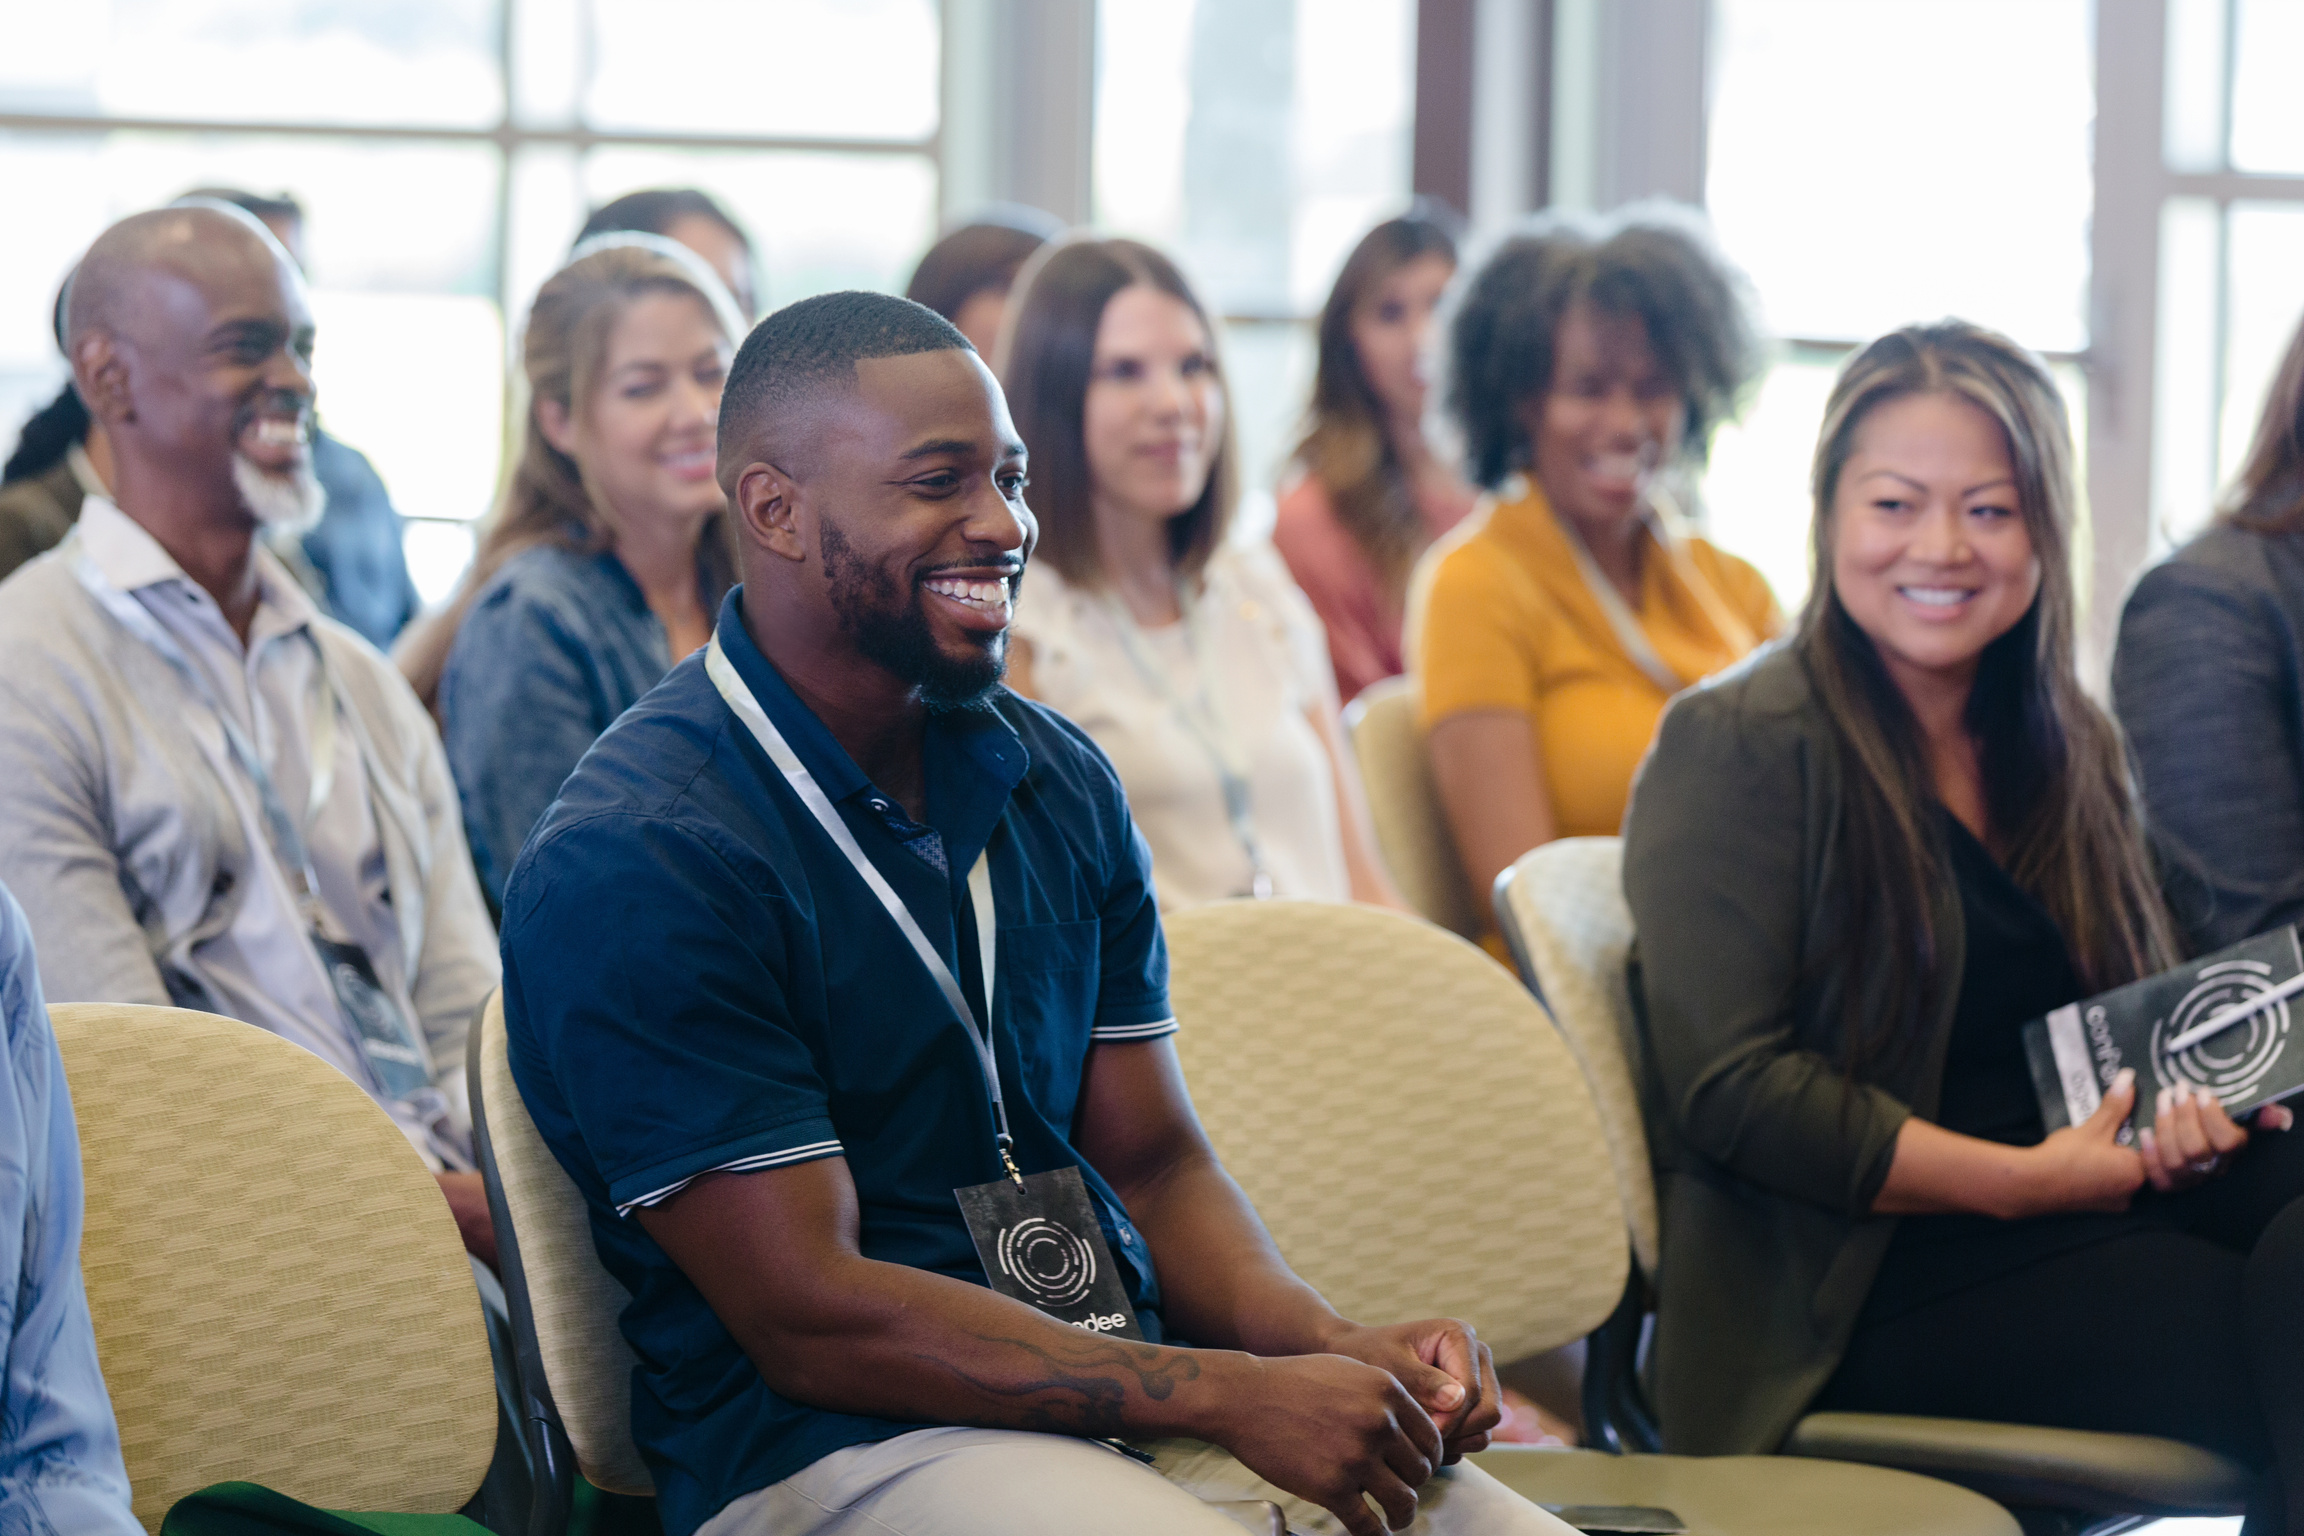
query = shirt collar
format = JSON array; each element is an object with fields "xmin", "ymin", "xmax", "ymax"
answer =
[
  {"xmin": 65, "ymin": 442, "xmax": 109, "ymax": 500},
  {"xmin": 75, "ymin": 493, "xmax": 323, "ymax": 636},
  {"xmin": 714, "ymin": 586, "xmax": 1030, "ymax": 859}
]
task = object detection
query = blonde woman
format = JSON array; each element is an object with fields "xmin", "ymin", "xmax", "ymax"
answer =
[{"xmin": 401, "ymin": 235, "xmax": 742, "ymax": 907}]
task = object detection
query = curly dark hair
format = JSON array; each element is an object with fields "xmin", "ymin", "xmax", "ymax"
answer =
[{"xmin": 1447, "ymin": 203, "xmax": 1760, "ymax": 490}]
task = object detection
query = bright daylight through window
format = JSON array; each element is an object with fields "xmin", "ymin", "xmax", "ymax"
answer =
[
  {"xmin": 0, "ymin": 0, "xmax": 939, "ymax": 604},
  {"xmin": 1701, "ymin": 0, "xmax": 2092, "ymax": 612}
]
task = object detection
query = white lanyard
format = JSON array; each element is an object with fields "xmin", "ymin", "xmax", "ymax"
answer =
[
  {"xmin": 74, "ymin": 553, "xmax": 343, "ymax": 935},
  {"xmin": 1100, "ymin": 584, "xmax": 1273, "ymax": 899},
  {"xmin": 1557, "ymin": 514, "xmax": 1684, "ymax": 696},
  {"xmin": 706, "ymin": 634, "xmax": 1022, "ymax": 1183},
  {"xmin": 1557, "ymin": 498, "xmax": 1758, "ymax": 696}
]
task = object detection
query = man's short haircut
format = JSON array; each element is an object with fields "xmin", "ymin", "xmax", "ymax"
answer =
[{"xmin": 720, "ymin": 290, "xmax": 972, "ymax": 470}]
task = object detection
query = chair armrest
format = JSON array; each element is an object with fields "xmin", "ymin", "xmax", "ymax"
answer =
[{"xmin": 1784, "ymin": 1411, "xmax": 2254, "ymax": 1517}]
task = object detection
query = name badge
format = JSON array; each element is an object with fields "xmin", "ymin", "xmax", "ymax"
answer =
[
  {"xmin": 312, "ymin": 932, "xmax": 430, "ymax": 1100},
  {"xmin": 954, "ymin": 1165, "xmax": 1145, "ymax": 1340}
]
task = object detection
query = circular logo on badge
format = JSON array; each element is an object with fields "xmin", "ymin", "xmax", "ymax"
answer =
[
  {"xmin": 996, "ymin": 1217, "xmax": 1098, "ymax": 1307},
  {"xmin": 2153, "ymin": 959, "xmax": 2294, "ymax": 1105}
]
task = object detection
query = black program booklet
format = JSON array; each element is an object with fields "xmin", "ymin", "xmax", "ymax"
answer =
[{"xmin": 2023, "ymin": 925, "xmax": 2304, "ymax": 1135}]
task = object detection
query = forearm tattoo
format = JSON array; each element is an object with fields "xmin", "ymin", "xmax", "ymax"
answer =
[{"xmin": 915, "ymin": 1331, "xmax": 1205, "ymax": 1437}]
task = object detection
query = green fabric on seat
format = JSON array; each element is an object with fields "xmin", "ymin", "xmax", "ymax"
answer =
[{"xmin": 160, "ymin": 1482, "xmax": 494, "ymax": 1535}]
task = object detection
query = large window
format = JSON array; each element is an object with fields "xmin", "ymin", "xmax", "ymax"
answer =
[
  {"xmin": 1699, "ymin": 0, "xmax": 2095, "ymax": 612},
  {"xmin": 1093, "ymin": 0, "xmax": 1417, "ymax": 524},
  {"xmin": 1696, "ymin": 0, "xmax": 2304, "ymax": 678},
  {"xmin": 0, "ymin": 0, "xmax": 941, "ymax": 602},
  {"xmin": 2149, "ymin": 0, "xmax": 2304, "ymax": 548}
]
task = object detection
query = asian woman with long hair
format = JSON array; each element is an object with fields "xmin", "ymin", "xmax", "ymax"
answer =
[{"xmin": 1624, "ymin": 321, "xmax": 2304, "ymax": 1532}]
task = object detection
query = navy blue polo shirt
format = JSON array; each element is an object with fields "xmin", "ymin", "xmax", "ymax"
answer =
[{"xmin": 500, "ymin": 588, "xmax": 1177, "ymax": 1536}]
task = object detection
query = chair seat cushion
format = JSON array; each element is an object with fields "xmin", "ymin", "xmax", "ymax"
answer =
[
  {"xmin": 1467, "ymin": 1445, "xmax": 2019, "ymax": 1536},
  {"xmin": 1785, "ymin": 1412, "xmax": 2254, "ymax": 1517}
]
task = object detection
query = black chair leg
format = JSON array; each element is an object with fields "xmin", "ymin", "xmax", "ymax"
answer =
[{"xmin": 1581, "ymin": 1272, "xmax": 1661, "ymax": 1455}]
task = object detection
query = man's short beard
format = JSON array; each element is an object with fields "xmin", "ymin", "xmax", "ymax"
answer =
[
  {"xmin": 820, "ymin": 520, "xmax": 1007, "ymax": 712},
  {"xmin": 232, "ymin": 453, "xmax": 327, "ymax": 537}
]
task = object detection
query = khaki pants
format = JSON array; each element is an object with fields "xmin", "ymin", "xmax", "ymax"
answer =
[{"xmin": 697, "ymin": 1425, "xmax": 1575, "ymax": 1536}]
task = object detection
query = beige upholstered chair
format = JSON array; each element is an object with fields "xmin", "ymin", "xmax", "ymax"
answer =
[
  {"xmin": 1493, "ymin": 837, "xmax": 1658, "ymax": 1280},
  {"xmin": 1343, "ymin": 677, "xmax": 1481, "ymax": 940},
  {"xmin": 1164, "ymin": 899, "xmax": 2019, "ymax": 1536},
  {"xmin": 53, "ymin": 1001, "xmax": 498, "ymax": 1532},
  {"xmin": 470, "ymin": 990, "xmax": 654, "ymax": 1526},
  {"xmin": 1496, "ymin": 840, "xmax": 2257, "ymax": 1529}
]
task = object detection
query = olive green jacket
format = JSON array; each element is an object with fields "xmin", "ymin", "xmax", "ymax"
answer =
[{"xmin": 1622, "ymin": 643, "xmax": 1966, "ymax": 1455}]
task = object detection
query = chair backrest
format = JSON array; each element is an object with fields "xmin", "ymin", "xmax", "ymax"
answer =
[
  {"xmin": 1343, "ymin": 677, "xmax": 1482, "ymax": 939},
  {"xmin": 1165, "ymin": 901, "xmax": 1627, "ymax": 1362},
  {"xmin": 1493, "ymin": 838, "xmax": 1660, "ymax": 1277},
  {"xmin": 474, "ymin": 992, "xmax": 655, "ymax": 1496},
  {"xmin": 51, "ymin": 1002, "xmax": 497, "ymax": 1532}
]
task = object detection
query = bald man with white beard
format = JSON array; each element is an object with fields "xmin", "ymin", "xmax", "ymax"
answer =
[{"xmin": 0, "ymin": 203, "xmax": 502, "ymax": 1264}]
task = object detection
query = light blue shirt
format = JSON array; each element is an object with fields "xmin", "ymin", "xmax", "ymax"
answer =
[{"xmin": 0, "ymin": 880, "xmax": 140, "ymax": 1533}]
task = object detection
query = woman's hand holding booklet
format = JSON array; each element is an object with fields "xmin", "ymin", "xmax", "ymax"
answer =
[{"xmin": 2023, "ymin": 924, "xmax": 2304, "ymax": 1150}]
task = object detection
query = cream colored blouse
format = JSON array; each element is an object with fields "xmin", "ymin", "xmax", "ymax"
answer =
[{"xmin": 1014, "ymin": 543, "xmax": 1350, "ymax": 911}]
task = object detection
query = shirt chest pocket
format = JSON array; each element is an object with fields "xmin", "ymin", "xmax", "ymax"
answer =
[{"xmin": 998, "ymin": 918, "xmax": 1101, "ymax": 1119}]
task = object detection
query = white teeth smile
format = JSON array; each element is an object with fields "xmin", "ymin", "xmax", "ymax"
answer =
[
  {"xmin": 1590, "ymin": 453, "xmax": 1646, "ymax": 479},
  {"xmin": 1899, "ymin": 587, "xmax": 1972, "ymax": 608},
  {"xmin": 252, "ymin": 418, "xmax": 307, "ymax": 447},
  {"xmin": 923, "ymin": 576, "xmax": 1012, "ymax": 611}
]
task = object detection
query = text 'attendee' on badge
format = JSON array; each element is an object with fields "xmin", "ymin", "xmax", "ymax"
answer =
[{"xmin": 500, "ymin": 290, "xmax": 1572, "ymax": 1536}]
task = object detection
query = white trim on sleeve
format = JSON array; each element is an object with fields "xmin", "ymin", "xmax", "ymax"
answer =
[
  {"xmin": 615, "ymin": 1138, "xmax": 845, "ymax": 1216},
  {"xmin": 1090, "ymin": 1018, "xmax": 1180, "ymax": 1041}
]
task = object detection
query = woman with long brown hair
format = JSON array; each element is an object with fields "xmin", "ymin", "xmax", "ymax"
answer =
[
  {"xmin": 399, "ymin": 234, "xmax": 742, "ymax": 908},
  {"xmin": 1273, "ymin": 204, "xmax": 1475, "ymax": 701},
  {"xmin": 999, "ymin": 236, "xmax": 1397, "ymax": 911},
  {"xmin": 1624, "ymin": 321, "xmax": 2304, "ymax": 1530},
  {"xmin": 2116, "ymin": 308, "xmax": 2304, "ymax": 955}
]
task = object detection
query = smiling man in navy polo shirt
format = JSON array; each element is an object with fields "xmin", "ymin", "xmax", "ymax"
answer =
[{"xmin": 500, "ymin": 291, "xmax": 1568, "ymax": 1536}]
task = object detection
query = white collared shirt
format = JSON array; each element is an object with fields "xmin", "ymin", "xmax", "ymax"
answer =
[{"xmin": 1, "ymin": 496, "xmax": 482, "ymax": 1168}]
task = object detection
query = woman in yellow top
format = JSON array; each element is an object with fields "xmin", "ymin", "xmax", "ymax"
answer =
[{"xmin": 1415, "ymin": 208, "xmax": 1777, "ymax": 953}]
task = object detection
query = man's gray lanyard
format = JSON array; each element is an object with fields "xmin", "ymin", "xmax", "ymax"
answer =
[
  {"xmin": 706, "ymin": 630, "xmax": 1150, "ymax": 1339},
  {"xmin": 73, "ymin": 555, "xmax": 434, "ymax": 1100},
  {"xmin": 706, "ymin": 635, "xmax": 1020, "ymax": 1181},
  {"xmin": 1100, "ymin": 584, "xmax": 1274, "ymax": 899}
]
